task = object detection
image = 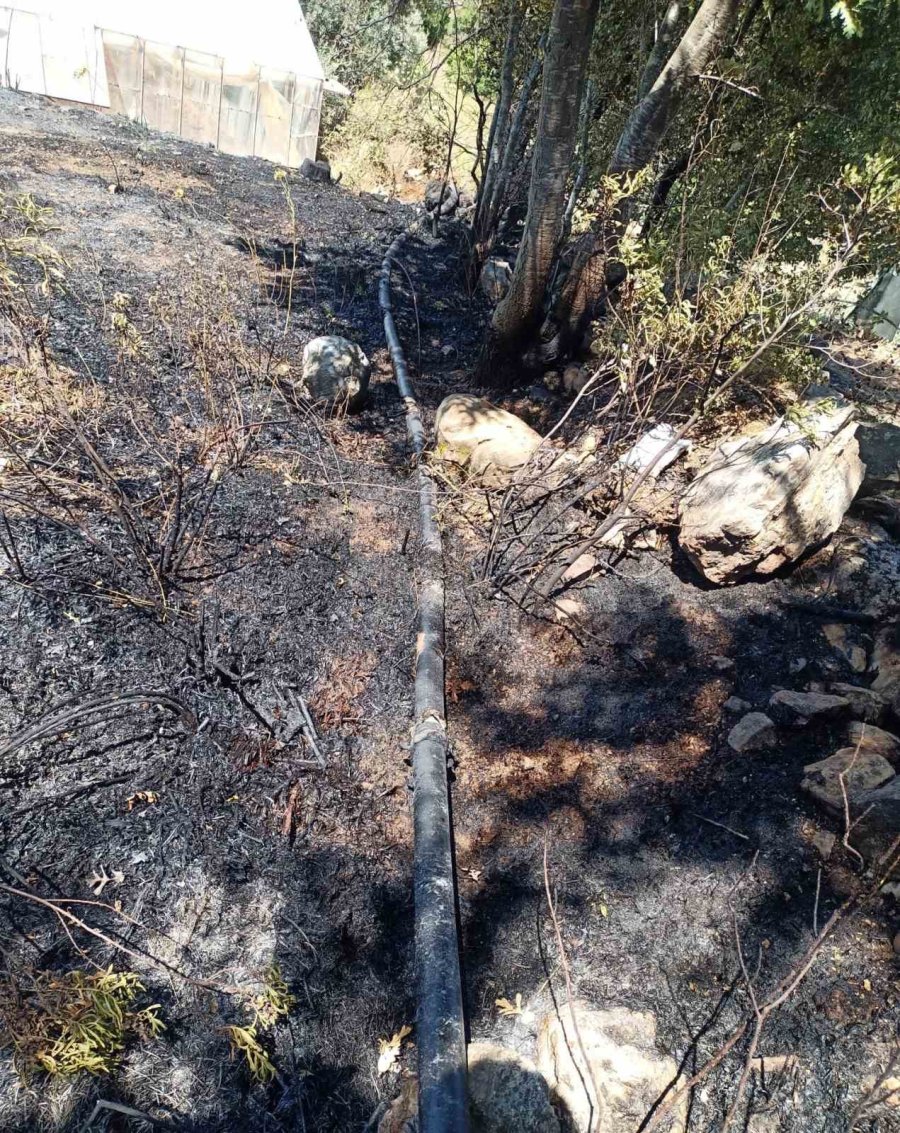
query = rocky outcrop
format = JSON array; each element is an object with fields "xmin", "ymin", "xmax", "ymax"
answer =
[
  {"xmin": 301, "ymin": 335, "xmax": 371, "ymax": 410},
  {"xmin": 536, "ymin": 1003, "xmax": 684, "ymax": 1133},
  {"xmin": 435, "ymin": 394, "xmax": 542, "ymax": 486},
  {"xmin": 678, "ymin": 399, "xmax": 865, "ymax": 584}
]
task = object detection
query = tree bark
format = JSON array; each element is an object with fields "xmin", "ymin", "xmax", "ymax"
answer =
[
  {"xmin": 490, "ymin": 0, "xmax": 600, "ymax": 357},
  {"xmin": 475, "ymin": 0, "xmax": 523, "ymax": 236},
  {"xmin": 637, "ymin": 0, "xmax": 684, "ymax": 102},
  {"xmin": 549, "ymin": 0, "xmax": 743, "ymax": 353}
]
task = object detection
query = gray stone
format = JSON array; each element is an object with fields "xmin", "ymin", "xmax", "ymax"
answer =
[
  {"xmin": 872, "ymin": 624, "xmax": 900, "ymax": 715},
  {"xmin": 728, "ymin": 712, "xmax": 776, "ymax": 753},
  {"xmin": 435, "ymin": 394, "xmax": 542, "ymax": 486},
  {"xmin": 810, "ymin": 828, "xmax": 836, "ymax": 859},
  {"xmin": 479, "ymin": 258, "xmax": 512, "ymax": 304},
  {"xmin": 769, "ymin": 690, "xmax": 850, "ymax": 724},
  {"xmin": 424, "ymin": 179, "xmax": 459, "ymax": 215},
  {"xmin": 300, "ymin": 157, "xmax": 331, "ymax": 182},
  {"xmin": 678, "ymin": 399, "xmax": 865, "ymax": 584},
  {"xmin": 801, "ymin": 747, "xmax": 895, "ymax": 812},
  {"xmin": 829, "ymin": 683, "xmax": 887, "ymax": 724},
  {"xmin": 724, "ymin": 696, "xmax": 753, "ymax": 713},
  {"xmin": 562, "ymin": 364, "xmax": 592, "ymax": 396},
  {"xmin": 853, "ymin": 776, "xmax": 900, "ymax": 859},
  {"xmin": 536, "ymin": 1003, "xmax": 685, "ymax": 1133},
  {"xmin": 847, "ymin": 721, "xmax": 900, "ymax": 763},
  {"xmin": 857, "ymin": 423, "xmax": 900, "ymax": 494},
  {"xmin": 301, "ymin": 335, "xmax": 370, "ymax": 410}
]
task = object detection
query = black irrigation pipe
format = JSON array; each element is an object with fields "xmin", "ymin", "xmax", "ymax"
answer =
[{"xmin": 379, "ymin": 228, "xmax": 470, "ymax": 1133}]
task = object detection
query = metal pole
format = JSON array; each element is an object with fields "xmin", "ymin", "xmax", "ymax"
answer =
[{"xmin": 379, "ymin": 232, "xmax": 469, "ymax": 1133}]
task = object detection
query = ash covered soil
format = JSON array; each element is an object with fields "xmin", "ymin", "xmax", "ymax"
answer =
[{"xmin": 0, "ymin": 89, "xmax": 898, "ymax": 1133}]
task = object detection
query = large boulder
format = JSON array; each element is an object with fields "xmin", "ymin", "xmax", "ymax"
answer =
[
  {"xmin": 536, "ymin": 1003, "xmax": 684, "ymax": 1133},
  {"xmin": 678, "ymin": 399, "xmax": 865, "ymax": 584},
  {"xmin": 301, "ymin": 335, "xmax": 371, "ymax": 410},
  {"xmin": 435, "ymin": 394, "xmax": 542, "ymax": 486}
]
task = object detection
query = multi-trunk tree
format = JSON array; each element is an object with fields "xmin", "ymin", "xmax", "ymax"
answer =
[{"xmin": 484, "ymin": 0, "xmax": 746, "ymax": 367}]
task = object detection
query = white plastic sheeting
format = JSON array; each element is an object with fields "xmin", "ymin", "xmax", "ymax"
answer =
[{"xmin": 0, "ymin": 0, "xmax": 325, "ymax": 166}]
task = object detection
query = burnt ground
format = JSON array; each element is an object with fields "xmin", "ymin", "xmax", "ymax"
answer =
[{"xmin": 0, "ymin": 88, "xmax": 898, "ymax": 1133}]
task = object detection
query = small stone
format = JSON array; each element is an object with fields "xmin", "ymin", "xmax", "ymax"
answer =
[
  {"xmin": 728, "ymin": 713, "xmax": 776, "ymax": 753},
  {"xmin": 847, "ymin": 722, "xmax": 900, "ymax": 763},
  {"xmin": 810, "ymin": 829, "xmax": 836, "ymax": 859},
  {"xmin": 882, "ymin": 1077, "xmax": 900, "ymax": 1107},
  {"xmin": 553, "ymin": 596, "xmax": 584, "ymax": 623},
  {"xmin": 562, "ymin": 364, "xmax": 592, "ymax": 396},
  {"xmin": 828, "ymin": 683, "xmax": 887, "ymax": 724},
  {"xmin": 849, "ymin": 646, "xmax": 868, "ymax": 673},
  {"xmin": 893, "ymin": 932, "xmax": 900, "ymax": 955},
  {"xmin": 711, "ymin": 655, "xmax": 734, "ymax": 672},
  {"xmin": 802, "ymin": 747, "xmax": 895, "ymax": 812},
  {"xmin": 769, "ymin": 689, "xmax": 850, "ymax": 723},
  {"xmin": 789, "ymin": 657, "xmax": 808, "ymax": 674},
  {"xmin": 479, "ymin": 258, "xmax": 512, "ymax": 304},
  {"xmin": 822, "ymin": 622, "xmax": 868, "ymax": 672},
  {"xmin": 562, "ymin": 554, "xmax": 599, "ymax": 584},
  {"xmin": 301, "ymin": 335, "xmax": 371, "ymax": 410},
  {"xmin": 724, "ymin": 696, "xmax": 753, "ymax": 713}
]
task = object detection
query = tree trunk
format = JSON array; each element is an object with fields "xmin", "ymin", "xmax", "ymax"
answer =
[
  {"xmin": 637, "ymin": 0, "xmax": 684, "ymax": 102},
  {"xmin": 490, "ymin": 0, "xmax": 600, "ymax": 357},
  {"xmin": 475, "ymin": 0, "xmax": 523, "ymax": 236},
  {"xmin": 550, "ymin": 0, "xmax": 743, "ymax": 353}
]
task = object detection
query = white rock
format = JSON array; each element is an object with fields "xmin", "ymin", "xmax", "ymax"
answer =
[
  {"xmin": 435, "ymin": 394, "xmax": 542, "ymax": 487},
  {"xmin": 678, "ymin": 400, "xmax": 864, "ymax": 584},
  {"xmin": 536, "ymin": 1003, "xmax": 685, "ymax": 1133},
  {"xmin": 618, "ymin": 424, "xmax": 691, "ymax": 478},
  {"xmin": 301, "ymin": 335, "xmax": 370, "ymax": 409},
  {"xmin": 728, "ymin": 712, "xmax": 776, "ymax": 753}
]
